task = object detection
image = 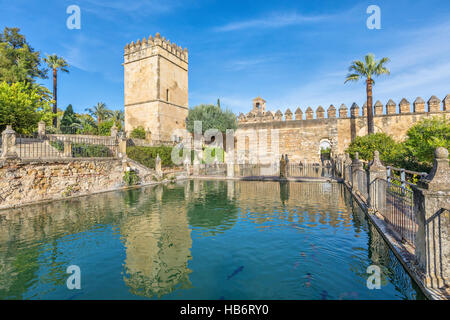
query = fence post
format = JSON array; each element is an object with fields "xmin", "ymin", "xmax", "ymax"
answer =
[
  {"xmin": 411, "ymin": 147, "xmax": 450, "ymax": 289},
  {"xmin": 367, "ymin": 151, "xmax": 387, "ymax": 212},
  {"xmin": 110, "ymin": 124, "xmax": 118, "ymax": 139},
  {"xmin": 351, "ymin": 152, "xmax": 363, "ymax": 190},
  {"xmin": 1, "ymin": 125, "xmax": 18, "ymax": 159},
  {"xmin": 63, "ymin": 140, "xmax": 72, "ymax": 158},
  {"xmin": 118, "ymin": 137, "xmax": 127, "ymax": 158},
  {"xmin": 155, "ymin": 154, "xmax": 163, "ymax": 178},
  {"xmin": 344, "ymin": 153, "xmax": 352, "ymax": 183},
  {"xmin": 38, "ymin": 121, "xmax": 46, "ymax": 139}
]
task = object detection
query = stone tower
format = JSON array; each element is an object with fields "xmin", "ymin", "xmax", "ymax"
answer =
[{"xmin": 123, "ymin": 33, "xmax": 188, "ymax": 142}]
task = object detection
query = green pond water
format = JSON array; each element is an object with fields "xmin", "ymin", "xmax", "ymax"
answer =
[{"xmin": 0, "ymin": 180, "xmax": 425, "ymax": 300}]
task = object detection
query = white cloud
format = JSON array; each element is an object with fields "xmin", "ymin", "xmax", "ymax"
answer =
[{"xmin": 214, "ymin": 11, "xmax": 333, "ymax": 32}]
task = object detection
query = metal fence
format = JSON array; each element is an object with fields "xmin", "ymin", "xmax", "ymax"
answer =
[
  {"xmin": 16, "ymin": 134, "xmax": 118, "ymax": 159},
  {"xmin": 197, "ymin": 163, "xmax": 227, "ymax": 176},
  {"xmin": 354, "ymin": 169, "xmax": 368, "ymax": 200},
  {"xmin": 368, "ymin": 167, "xmax": 426, "ymax": 247},
  {"xmin": 287, "ymin": 163, "xmax": 333, "ymax": 178}
]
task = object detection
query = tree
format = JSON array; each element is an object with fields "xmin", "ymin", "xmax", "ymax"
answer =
[
  {"xmin": 400, "ymin": 116, "xmax": 450, "ymax": 171},
  {"xmin": 0, "ymin": 27, "xmax": 47, "ymax": 83},
  {"xmin": 60, "ymin": 104, "xmax": 80, "ymax": 133},
  {"xmin": 346, "ymin": 133, "xmax": 402, "ymax": 164},
  {"xmin": 0, "ymin": 81, "xmax": 53, "ymax": 134},
  {"xmin": 111, "ymin": 109, "xmax": 124, "ymax": 129},
  {"xmin": 43, "ymin": 54, "xmax": 69, "ymax": 126},
  {"xmin": 345, "ymin": 53, "xmax": 390, "ymax": 135},
  {"xmin": 186, "ymin": 104, "xmax": 237, "ymax": 134},
  {"xmin": 98, "ymin": 119, "xmax": 115, "ymax": 136},
  {"xmin": 85, "ymin": 102, "xmax": 112, "ymax": 124}
]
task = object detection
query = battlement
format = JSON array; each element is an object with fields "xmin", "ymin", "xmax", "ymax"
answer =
[
  {"xmin": 238, "ymin": 94, "xmax": 450, "ymax": 124},
  {"xmin": 124, "ymin": 32, "xmax": 188, "ymax": 64}
]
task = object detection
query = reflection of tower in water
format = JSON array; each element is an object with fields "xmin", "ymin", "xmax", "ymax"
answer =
[{"xmin": 121, "ymin": 184, "xmax": 193, "ymax": 298}]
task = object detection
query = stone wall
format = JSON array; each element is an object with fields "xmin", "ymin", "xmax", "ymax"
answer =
[
  {"xmin": 0, "ymin": 158, "xmax": 157, "ymax": 210},
  {"xmin": 236, "ymin": 95, "xmax": 450, "ymax": 163}
]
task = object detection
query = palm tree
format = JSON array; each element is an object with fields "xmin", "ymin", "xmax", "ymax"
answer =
[
  {"xmin": 112, "ymin": 110, "xmax": 124, "ymax": 126},
  {"xmin": 85, "ymin": 102, "xmax": 113, "ymax": 124},
  {"xmin": 345, "ymin": 53, "xmax": 390, "ymax": 135},
  {"xmin": 43, "ymin": 54, "xmax": 69, "ymax": 127}
]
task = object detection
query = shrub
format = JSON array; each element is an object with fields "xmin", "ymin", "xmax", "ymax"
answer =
[
  {"xmin": 123, "ymin": 169, "xmax": 140, "ymax": 186},
  {"xmin": 399, "ymin": 116, "xmax": 450, "ymax": 172},
  {"xmin": 98, "ymin": 119, "xmax": 115, "ymax": 136},
  {"xmin": 203, "ymin": 146, "xmax": 224, "ymax": 163},
  {"xmin": 346, "ymin": 133, "xmax": 403, "ymax": 164},
  {"xmin": 130, "ymin": 126, "xmax": 146, "ymax": 139},
  {"xmin": 127, "ymin": 146, "xmax": 174, "ymax": 168},
  {"xmin": 72, "ymin": 143, "xmax": 113, "ymax": 157},
  {"xmin": 50, "ymin": 140, "xmax": 113, "ymax": 157}
]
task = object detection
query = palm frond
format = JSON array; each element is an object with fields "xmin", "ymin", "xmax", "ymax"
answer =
[{"xmin": 344, "ymin": 73, "xmax": 360, "ymax": 83}]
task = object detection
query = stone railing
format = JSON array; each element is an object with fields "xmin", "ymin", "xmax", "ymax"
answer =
[
  {"xmin": 334, "ymin": 148, "xmax": 450, "ymax": 296},
  {"xmin": 1, "ymin": 122, "xmax": 128, "ymax": 160}
]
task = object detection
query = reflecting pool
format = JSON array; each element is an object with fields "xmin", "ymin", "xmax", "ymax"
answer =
[{"xmin": 0, "ymin": 180, "xmax": 425, "ymax": 299}]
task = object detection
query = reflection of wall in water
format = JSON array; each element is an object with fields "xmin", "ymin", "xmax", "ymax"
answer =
[{"xmin": 234, "ymin": 181, "xmax": 352, "ymax": 228}]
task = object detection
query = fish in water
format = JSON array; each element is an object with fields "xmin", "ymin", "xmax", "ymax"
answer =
[
  {"xmin": 227, "ymin": 266, "xmax": 244, "ymax": 280},
  {"xmin": 300, "ymin": 252, "xmax": 306, "ymax": 258},
  {"xmin": 303, "ymin": 273, "xmax": 313, "ymax": 287},
  {"xmin": 320, "ymin": 290, "xmax": 329, "ymax": 300}
]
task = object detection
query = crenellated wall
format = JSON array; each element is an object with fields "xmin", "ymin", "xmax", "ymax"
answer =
[{"xmin": 236, "ymin": 95, "xmax": 450, "ymax": 163}]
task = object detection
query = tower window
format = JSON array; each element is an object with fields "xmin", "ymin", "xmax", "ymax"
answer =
[{"xmin": 256, "ymin": 102, "xmax": 260, "ymax": 110}]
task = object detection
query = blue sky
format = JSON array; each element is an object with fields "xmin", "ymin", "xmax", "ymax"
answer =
[{"xmin": 1, "ymin": 0, "xmax": 449, "ymax": 115}]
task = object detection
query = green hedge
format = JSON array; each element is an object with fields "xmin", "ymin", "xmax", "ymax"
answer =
[
  {"xmin": 127, "ymin": 146, "xmax": 174, "ymax": 168},
  {"xmin": 50, "ymin": 140, "xmax": 113, "ymax": 157}
]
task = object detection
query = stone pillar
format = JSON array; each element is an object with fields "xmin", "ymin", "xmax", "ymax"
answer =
[
  {"xmin": 38, "ymin": 121, "xmax": 46, "ymax": 138},
  {"xmin": 1, "ymin": 125, "xmax": 18, "ymax": 159},
  {"xmin": 279, "ymin": 156, "xmax": 287, "ymax": 179},
  {"xmin": 63, "ymin": 140, "xmax": 72, "ymax": 158},
  {"xmin": 155, "ymin": 154, "xmax": 162, "ymax": 177},
  {"xmin": 367, "ymin": 151, "xmax": 387, "ymax": 211},
  {"xmin": 118, "ymin": 137, "xmax": 127, "ymax": 158},
  {"xmin": 351, "ymin": 152, "xmax": 363, "ymax": 190},
  {"xmin": 411, "ymin": 147, "xmax": 450, "ymax": 289},
  {"xmin": 110, "ymin": 124, "xmax": 118, "ymax": 139},
  {"xmin": 343, "ymin": 153, "xmax": 352, "ymax": 183},
  {"xmin": 193, "ymin": 157, "xmax": 200, "ymax": 176}
]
